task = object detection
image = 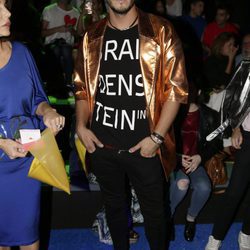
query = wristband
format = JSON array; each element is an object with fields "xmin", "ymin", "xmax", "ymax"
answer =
[
  {"xmin": 150, "ymin": 134, "xmax": 163, "ymax": 145},
  {"xmin": 152, "ymin": 132, "xmax": 164, "ymax": 142}
]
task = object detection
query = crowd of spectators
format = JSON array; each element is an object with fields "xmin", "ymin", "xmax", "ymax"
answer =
[{"xmin": 9, "ymin": 0, "xmax": 249, "ymax": 100}]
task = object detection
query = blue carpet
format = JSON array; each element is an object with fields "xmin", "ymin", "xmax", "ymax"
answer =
[{"xmin": 48, "ymin": 223, "xmax": 241, "ymax": 250}]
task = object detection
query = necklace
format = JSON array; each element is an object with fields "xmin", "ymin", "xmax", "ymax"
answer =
[{"xmin": 108, "ymin": 15, "xmax": 138, "ymax": 31}]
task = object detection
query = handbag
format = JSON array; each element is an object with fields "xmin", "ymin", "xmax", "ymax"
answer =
[
  {"xmin": 205, "ymin": 152, "xmax": 228, "ymax": 190},
  {"xmin": 28, "ymin": 128, "xmax": 70, "ymax": 194}
]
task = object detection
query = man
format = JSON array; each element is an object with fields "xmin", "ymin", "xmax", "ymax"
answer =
[
  {"xmin": 42, "ymin": 0, "xmax": 79, "ymax": 88},
  {"xmin": 202, "ymin": 4, "xmax": 238, "ymax": 49},
  {"xmin": 74, "ymin": 0, "xmax": 188, "ymax": 249},
  {"xmin": 235, "ymin": 33, "xmax": 250, "ymax": 66},
  {"xmin": 182, "ymin": 0, "xmax": 206, "ymax": 40}
]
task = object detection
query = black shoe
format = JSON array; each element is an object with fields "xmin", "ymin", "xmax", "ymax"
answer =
[{"xmin": 184, "ymin": 220, "xmax": 196, "ymax": 242}]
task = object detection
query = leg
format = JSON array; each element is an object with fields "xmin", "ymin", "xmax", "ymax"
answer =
[
  {"xmin": 239, "ymin": 188, "xmax": 250, "ymax": 250},
  {"xmin": 20, "ymin": 240, "xmax": 39, "ymax": 250},
  {"xmin": 124, "ymin": 153, "xmax": 168, "ymax": 250},
  {"xmin": 188, "ymin": 167, "xmax": 211, "ymax": 218},
  {"xmin": 89, "ymin": 148, "xmax": 129, "ymax": 250},
  {"xmin": 212, "ymin": 132, "xmax": 250, "ymax": 240},
  {"xmin": 170, "ymin": 170, "xmax": 190, "ymax": 216},
  {"xmin": 125, "ymin": 177, "xmax": 133, "ymax": 230},
  {"xmin": 242, "ymin": 187, "xmax": 250, "ymax": 235},
  {"xmin": 184, "ymin": 167, "xmax": 211, "ymax": 241},
  {"xmin": 60, "ymin": 44, "xmax": 74, "ymax": 85},
  {"xmin": 50, "ymin": 45, "xmax": 61, "ymax": 63}
]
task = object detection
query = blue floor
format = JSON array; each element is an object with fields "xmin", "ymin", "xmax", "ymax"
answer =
[{"xmin": 48, "ymin": 223, "xmax": 241, "ymax": 250}]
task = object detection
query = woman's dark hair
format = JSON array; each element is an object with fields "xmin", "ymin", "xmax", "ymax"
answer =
[
  {"xmin": 211, "ymin": 32, "xmax": 236, "ymax": 57},
  {"xmin": 5, "ymin": 0, "xmax": 12, "ymax": 9}
]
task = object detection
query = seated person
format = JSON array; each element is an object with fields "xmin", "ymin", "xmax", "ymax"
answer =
[
  {"xmin": 202, "ymin": 4, "xmax": 239, "ymax": 54},
  {"xmin": 170, "ymin": 87, "xmax": 223, "ymax": 242},
  {"xmin": 204, "ymin": 32, "xmax": 238, "ymax": 112},
  {"xmin": 182, "ymin": 0, "xmax": 206, "ymax": 40},
  {"xmin": 235, "ymin": 33, "xmax": 250, "ymax": 66},
  {"xmin": 41, "ymin": 0, "xmax": 79, "ymax": 88}
]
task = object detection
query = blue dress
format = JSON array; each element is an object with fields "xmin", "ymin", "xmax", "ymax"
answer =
[{"xmin": 0, "ymin": 42, "xmax": 48, "ymax": 246}]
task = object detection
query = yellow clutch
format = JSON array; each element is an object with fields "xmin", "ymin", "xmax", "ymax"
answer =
[
  {"xmin": 74, "ymin": 137, "xmax": 87, "ymax": 175},
  {"xmin": 28, "ymin": 128, "xmax": 70, "ymax": 194}
]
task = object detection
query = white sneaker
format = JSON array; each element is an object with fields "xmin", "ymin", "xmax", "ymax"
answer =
[
  {"xmin": 205, "ymin": 235, "xmax": 222, "ymax": 250},
  {"xmin": 239, "ymin": 231, "xmax": 250, "ymax": 250}
]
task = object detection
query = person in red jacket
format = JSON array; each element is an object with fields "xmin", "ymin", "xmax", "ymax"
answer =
[{"xmin": 202, "ymin": 4, "xmax": 238, "ymax": 52}]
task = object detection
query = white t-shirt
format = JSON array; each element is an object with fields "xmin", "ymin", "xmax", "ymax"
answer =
[
  {"xmin": 166, "ymin": 0, "xmax": 182, "ymax": 17},
  {"xmin": 42, "ymin": 3, "xmax": 79, "ymax": 45},
  {"xmin": 242, "ymin": 112, "xmax": 250, "ymax": 131},
  {"xmin": 71, "ymin": 0, "xmax": 83, "ymax": 10}
]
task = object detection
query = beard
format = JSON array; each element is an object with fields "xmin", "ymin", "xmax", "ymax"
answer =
[{"xmin": 106, "ymin": 0, "xmax": 135, "ymax": 15}]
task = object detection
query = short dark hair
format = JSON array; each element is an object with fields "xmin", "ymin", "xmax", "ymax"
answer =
[
  {"xmin": 216, "ymin": 3, "xmax": 231, "ymax": 15},
  {"xmin": 190, "ymin": 0, "xmax": 204, "ymax": 5},
  {"xmin": 184, "ymin": 0, "xmax": 204, "ymax": 14}
]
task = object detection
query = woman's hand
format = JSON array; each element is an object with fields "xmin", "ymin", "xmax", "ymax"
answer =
[
  {"xmin": 129, "ymin": 137, "xmax": 160, "ymax": 158},
  {"xmin": 0, "ymin": 139, "xmax": 27, "ymax": 159},
  {"xmin": 228, "ymin": 45, "xmax": 238, "ymax": 61},
  {"xmin": 43, "ymin": 109, "xmax": 65, "ymax": 134},
  {"xmin": 182, "ymin": 154, "xmax": 201, "ymax": 174}
]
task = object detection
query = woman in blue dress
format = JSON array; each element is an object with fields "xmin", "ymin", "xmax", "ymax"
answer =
[{"xmin": 0, "ymin": 0, "xmax": 65, "ymax": 249}]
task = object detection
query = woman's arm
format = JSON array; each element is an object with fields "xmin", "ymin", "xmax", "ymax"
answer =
[{"xmin": 36, "ymin": 101, "xmax": 65, "ymax": 134}]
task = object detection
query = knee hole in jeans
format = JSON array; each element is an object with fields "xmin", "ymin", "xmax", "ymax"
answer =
[{"xmin": 177, "ymin": 179, "xmax": 190, "ymax": 190}]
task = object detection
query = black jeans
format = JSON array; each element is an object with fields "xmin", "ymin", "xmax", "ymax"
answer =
[
  {"xmin": 212, "ymin": 131, "xmax": 250, "ymax": 240},
  {"xmin": 89, "ymin": 147, "xmax": 169, "ymax": 250},
  {"xmin": 48, "ymin": 41, "xmax": 74, "ymax": 85}
]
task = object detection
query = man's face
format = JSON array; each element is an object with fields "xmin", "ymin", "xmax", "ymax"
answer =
[
  {"xmin": 242, "ymin": 35, "xmax": 250, "ymax": 59},
  {"xmin": 106, "ymin": 0, "xmax": 135, "ymax": 15},
  {"xmin": 155, "ymin": 1, "xmax": 165, "ymax": 15},
  {"xmin": 215, "ymin": 9, "xmax": 229, "ymax": 26},
  {"xmin": 191, "ymin": 1, "xmax": 204, "ymax": 16}
]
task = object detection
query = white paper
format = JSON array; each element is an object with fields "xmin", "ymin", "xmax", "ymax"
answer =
[{"xmin": 19, "ymin": 129, "xmax": 41, "ymax": 144}]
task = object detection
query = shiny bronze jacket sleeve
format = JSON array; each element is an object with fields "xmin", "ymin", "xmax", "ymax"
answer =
[
  {"xmin": 74, "ymin": 37, "xmax": 88, "ymax": 101},
  {"xmin": 138, "ymin": 12, "xmax": 188, "ymax": 124},
  {"xmin": 161, "ymin": 23, "xmax": 188, "ymax": 104}
]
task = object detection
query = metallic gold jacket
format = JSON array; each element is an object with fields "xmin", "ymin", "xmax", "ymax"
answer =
[{"xmin": 74, "ymin": 10, "xmax": 188, "ymax": 177}]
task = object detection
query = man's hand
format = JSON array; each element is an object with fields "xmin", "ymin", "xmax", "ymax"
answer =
[
  {"xmin": 231, "ymin": 128, "xmax": 243, "ymax": 149},
  {"xmin": 0, "ymin": 139, "xmax": 27, "ymax": 159},
  {"xmin": 76, "ymin": 126, "xmax": 103, "ymax": 153},
  {"xmin": 129, "ymin": 137, "xmax": 160, "ymax": 158}
]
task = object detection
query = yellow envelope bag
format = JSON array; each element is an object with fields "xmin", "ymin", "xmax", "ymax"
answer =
[{"xmin": 28, "ymin": 128, "xmax": 70, "ymax": 194}]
